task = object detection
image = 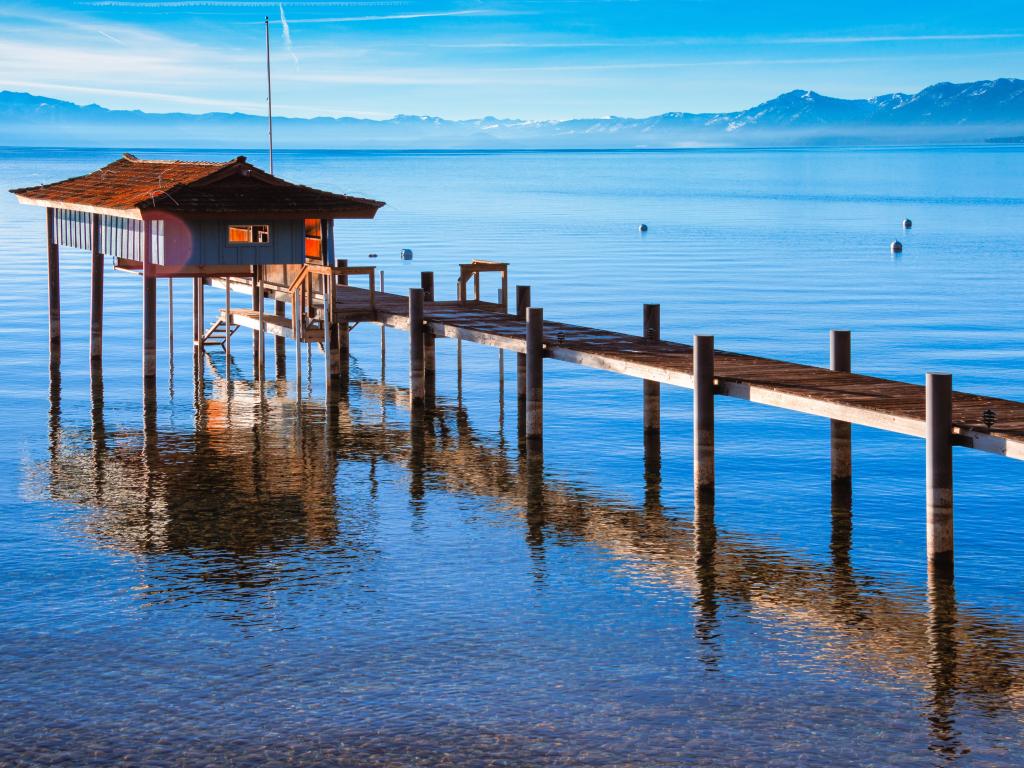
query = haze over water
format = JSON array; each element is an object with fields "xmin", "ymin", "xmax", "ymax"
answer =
[{"xmin": 2, "ymin": 146, "xmax": 1024, "ymax": 765}]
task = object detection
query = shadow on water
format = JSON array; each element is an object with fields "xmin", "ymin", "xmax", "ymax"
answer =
[{"xmin": 32, "ymin": 350, "xmax": 1024, "ymax": 763}]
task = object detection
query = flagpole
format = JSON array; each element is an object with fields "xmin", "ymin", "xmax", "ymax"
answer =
[{"xmin": 265, "ymin": 15, "xmax": 274, "ymax": 174}]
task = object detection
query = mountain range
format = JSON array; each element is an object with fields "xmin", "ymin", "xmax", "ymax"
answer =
[{"xmin": 2, "ymin": 78, "xmax": 1024, "ymax": 149}]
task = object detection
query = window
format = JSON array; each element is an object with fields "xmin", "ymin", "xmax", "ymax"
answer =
[
  {"xmin": 304, "ymin": 218, "xmax": 323, "ymax": 260},
  {"xmin": 227, "ymin": 224, "xmax": 270, "ymax": 245}
]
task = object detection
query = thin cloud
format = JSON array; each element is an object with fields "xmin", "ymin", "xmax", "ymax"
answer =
[
  {"xmin": 279, "ymin": 4, "xmax": 299, "ymax": 65},
  {"xmin": 774, "ymin": 32, "xmax": 1024, "ymax": 44},
  {"xmin": 86, "ymin": 1, "xmax": 403, "ymax": 7},
  {"xmin": 267, "ymin": 9, "xmax": 529, "ymax": 24}
]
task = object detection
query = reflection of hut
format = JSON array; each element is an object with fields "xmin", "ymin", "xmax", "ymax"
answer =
[{"xmin": 10, "ymin": 153, "xmax": 384, "ymax": 375}]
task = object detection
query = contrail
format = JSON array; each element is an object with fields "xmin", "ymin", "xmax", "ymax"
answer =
[{"xmin": 279, "ymin": 3, "xmax": 299, "ymax": 66}]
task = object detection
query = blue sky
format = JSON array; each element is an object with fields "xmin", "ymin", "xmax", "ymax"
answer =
[{"xmin": 1, "ymin": 0, "xmax": 1022, "ymax": 119}]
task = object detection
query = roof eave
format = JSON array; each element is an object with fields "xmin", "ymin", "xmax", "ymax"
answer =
[{"xmin": 13, "ymin": 195, "xmax": 143, "ymax": 220}]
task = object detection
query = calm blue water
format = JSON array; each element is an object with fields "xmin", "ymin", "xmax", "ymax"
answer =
[{"xmin": 2, "ymin": 146, "xmax": 1023, "ymax": 766}]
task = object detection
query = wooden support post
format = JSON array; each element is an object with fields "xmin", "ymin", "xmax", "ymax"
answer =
[
  {"xmin": 643, "ymin": 304, "xmax": 661, "ymax": 433},
  {"xmin": 89, "ymin": 213, "xmax": 103, "ymax": 363},
  {"xmin": 45, "ymin": 208, "xmax": 60, "ymax": 357},
  {"xmin": 379, "ymin": 271, "xmax": 386, "ymax": 381},
  {"xmin": 693, "ymin": 334, "xmax": 715, "ymax": 502},
  {"xmin": 324, "ymin": 271, "xmax": 336, "ymax": 395},
  {"xmin": 251, "ymin": 268, "xmax": 260, "ymax": 373},
  {"xmin": 526, "ymin": 307, "xmax": 544, "ymax": 445},
  {"xmin": 409, "ymin": 288, "xmax": 425, "ymax": 406},
  {"xmin": 421, "ymin": 272, "xmax": 436, "ymax": 403},
  {"xmin": 224, "ymin": 276, "xmax": 232, "ymax": 365},
  {"xmin": 926, "ymin": 372, "xmax": 954, "ymax": 567},
  {"xmin": 142, "ymin": 220, "xmax": 156, "ymax": 380},
  {"xmin": 168, "ymin": 278, "xmax": 174, "ymax": 350},
  {"xmin": 337, "ymin": 259, "xmax": 349, "ymax": 380},
  {"xmin": 292, "ymin": 285, "xmax": 302, "ymax": 394},
  {"xmin": 830, "ymin": 330, "xmax": 852, "ymax": 499},
  {"xmin": 516, "ymin": 286, "xmax": 531, "ymax": 403},
  {"xmin": 256, "ymin": 266, "xmax": 265, "ymax": 381},
  {"xmin": 192, "ymin": 278, "xmax": 203, "ymax": 347},
  {"xmin": 274, "ymin": 299, "xmax": 286, "ymax": 374}
]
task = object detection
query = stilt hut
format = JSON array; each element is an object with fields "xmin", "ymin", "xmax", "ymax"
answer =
[{"xmin": 11, "ymin": 153, "xmax": 384, "ymax": 378}]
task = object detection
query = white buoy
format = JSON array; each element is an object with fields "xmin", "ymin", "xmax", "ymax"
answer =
[
  {"xmin": 891, "ymin": 240, "xmax": 903, "ymax": 254},
  {"xmin": 400, "ymin": 248, "xmax": 413, "ymax": 260},
  {"xmin": 903, "ymin": 218, "xmax": 913, "ymax": 229},
  {"xmin": 638, "ymin": 224, "xmax": 648, "ymax": 232}
]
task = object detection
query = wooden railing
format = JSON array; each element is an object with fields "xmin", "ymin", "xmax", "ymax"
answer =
[{"xmin": 457, "ymin": 260, "xmax": 508, "ymax": 310}]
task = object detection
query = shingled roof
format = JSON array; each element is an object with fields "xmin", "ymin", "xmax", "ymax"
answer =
[{"xmin": 10, "ymin": 154, "xmax": 385, "ymax": 220}]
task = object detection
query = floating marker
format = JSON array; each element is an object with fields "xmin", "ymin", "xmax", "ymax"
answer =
[
  {"xmin": 903, "ymin": 218, "xmax": 913, "ymax": 229},
  {"xmin": 401, "ymin": 248, "xmax": 414, "ymax": 260},
  {"xmin": 891, "ymin": 240, "xmax": 903, "ymax": 254},
  {"xmin": 638, "ymin": 224, "xmax": 648, "ymax": 232},
  {"xmin": 368, "ymin": 253, "xmax": 378, "ymax": 259}
]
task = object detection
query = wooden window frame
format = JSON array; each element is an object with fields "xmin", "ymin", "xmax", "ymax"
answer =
[{"xmin": 227, "ymin": 224, "xmax": 271, "ymax": 246}]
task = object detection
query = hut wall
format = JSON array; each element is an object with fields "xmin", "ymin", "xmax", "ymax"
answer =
[
  {"xmin": 182, "ymin": 219, "xmax": 307, "ymax": 267},
  {"xmin": 53, "ymin": 209, "xmax": 92, "ymax": 250},
  {"xmin": 99, "ymin": 215, "xmax": 146, "ymax": 261}
]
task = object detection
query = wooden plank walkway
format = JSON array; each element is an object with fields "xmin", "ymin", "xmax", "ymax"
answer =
[{"xmin": 327, "ymin": 283, "xmax": 1024, "ymax": 461}]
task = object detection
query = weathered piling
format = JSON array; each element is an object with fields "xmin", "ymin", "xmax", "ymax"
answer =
[
  {"xmin": 830, "ymin": 330, "xmax": 852, "ymax": 497},
  {"xmin": 516, "ymin": 286, "xmax": 531, "ymax": 403},
  {"xmin": 336, "ymin": 259, "xmax": 349, "ymax": 381},
  {"xmin": 142, "ymin": 221, "xmax": 156, "ymax": 379},
  {"xmin": 192, "ymin": 278, "xmax": 204, "ymax": 347},
  {"xmin": 693, "ymin": 334, "xmax": 715, "ymax": 501},
  {"xmin": 926, "ymin": 372, "xmax": 954, "ymax": 566},
  {"xmin": 89, "ymin": 213, "xmax": 103, "ymax": 363},
  {"xmin": 46, "ymin": 208, "xmax": 60, "ymax": 357},
  {"xmin": 643, "ymin": 304, "xmax": 661, "ymax": 433},
  {"xmin": 421, "ymin": 272, "xmax": 436, "ymax": 403},
  {"xmin": 224, "ymin": 276, "xmax": 232, "ymax": 365},
  {"xmin": 526, "ymin": 307, "xmax": 544, "ymax": 444},
  {"xmin": 274, "ymin": 299, "xmax": 286, "ymax": 369},
  {"xmin": 409, "ymin": 287, "xmax": 425, "ymax": 406},
  {"xmin": 292, "ymin": 281, "xmax": 302, "ymax": 392},
  {"xmin": 255, "ymin": 266, "xmax": 265, "ymax": 380}
]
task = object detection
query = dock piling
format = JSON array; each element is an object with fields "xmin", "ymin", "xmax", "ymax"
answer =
[
  {"xmin": 274, "ymin": 299, "xmax": 286, "ymax": 371},
  {"xmin": 46, "ymin": 208, "xmax": 60, "ymax": 359},
  {"xmin": 421, "ymin": 272, "xmax": 436, "ymax": 403},
  {"xmin": 830, "ymin": 330, "xmax": 852, "ymax": 498},
  {"xmin": 643, "ymin": 304, "xmax": 661, "ymax": 433},
  {"xmin": 192, "ymin": 278, "xmax": 203, "ymax": 347},
  {"xmin": 693, "ymin": 334, "xmax": 715, "ymax": 502},
  {"xmin": 516, "ymin": 286, "xmax": 531, "ymax": 403},
  {"xmin": 409, "ymin": 288, "xmax": 425, "ymax": 406},
  {"xmin": 526, "ymin": 307, "xmax": 544, "ymax": 445},
  {"xmin": 142, "ymin": 220, "xmax": 156, "ymax": 379},
  {"xmin": 926, "ymin": 372, "xmax": 954, "ymax": 567},
  {"xmin": 89, "ymin": 213, "xmax": 103, "ymax": 364}
]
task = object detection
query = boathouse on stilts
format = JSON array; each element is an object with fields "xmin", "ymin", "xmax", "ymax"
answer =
[{"xmin": 11, "ymin": 152, "xmax": 384, "ymax": 387}]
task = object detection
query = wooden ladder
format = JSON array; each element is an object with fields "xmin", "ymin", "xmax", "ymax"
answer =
[{"xmin": 200, "ymin": 314, "xmax": 239, "ymax": 347}]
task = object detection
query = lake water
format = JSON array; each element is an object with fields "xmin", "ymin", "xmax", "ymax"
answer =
[{"xmin": 2, "ymin": 146, "xmax": 1024, "ymax": 766}]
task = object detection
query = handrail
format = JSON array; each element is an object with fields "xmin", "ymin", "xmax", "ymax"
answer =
[{"xmin": 457, "ymin": 260, "xmax": 508, "ymax": 310}]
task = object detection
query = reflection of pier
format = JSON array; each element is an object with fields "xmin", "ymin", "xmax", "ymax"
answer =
[{"xmin": 38, "ymin": 363, "xmax": 1024, "ymax": 747}]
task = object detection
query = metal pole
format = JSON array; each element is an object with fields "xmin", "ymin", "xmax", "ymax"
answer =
[
  {"xmin": 265, "ymin": 16, "xmax": 274, "ymax": 175},
  {"xmin": 926, "ymin": 372, "xmax": 954, "ymax": 567}
]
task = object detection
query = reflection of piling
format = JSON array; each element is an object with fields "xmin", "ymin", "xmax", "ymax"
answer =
[
  {"xmin": 525, "ymin": 307, "xmax": 544, "ymax": 447},
  {"xmin": 693, "ymin": 496, "xmax": 720, "ymax": 669},
  {"xmin": 926, "ymin": 565, "xmax": 961, "ymax": 757},
  {"xmin": 927, "ymin": 372, "xmax": 954, "ymax": 567},
  {"xmin": 693, "ymin": 335, "xmax": 715, "ymax": 503}
]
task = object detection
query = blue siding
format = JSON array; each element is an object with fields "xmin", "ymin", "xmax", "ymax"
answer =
[{"xmin": 185, "ymin": 219, "xmax": 307, "ymax": 266}]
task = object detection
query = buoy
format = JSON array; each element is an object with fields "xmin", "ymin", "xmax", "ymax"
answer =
[
  {"xmin": 400, "ymin": 248, "xmax": 413, "ymax": 260},
  {"xmin": 903, "ymin": 218, "xmax": 913, "ymax": 229},
  {"xmin": 368, "ymin": 253, "xmax": 378, "ymax": 259},
  {"xmin": 890, "ymin": 240, "xmax": 903, "ymax": 254},
  {"xmin": 638, "ymin": 224, "xmax": 648, "ymax": 232}
]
